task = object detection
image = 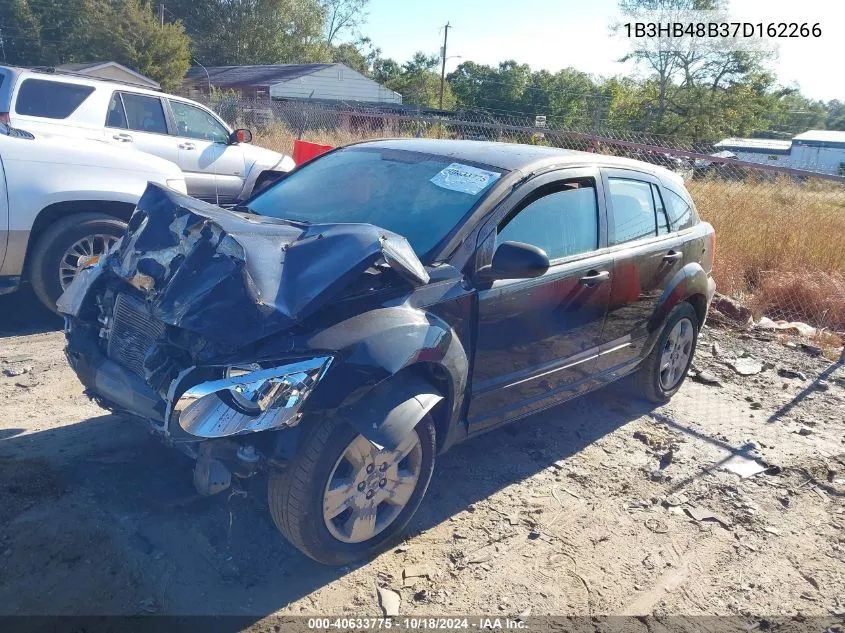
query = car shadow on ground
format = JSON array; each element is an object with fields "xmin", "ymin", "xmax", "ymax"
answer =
[
  {"xmin": 0, "ymin": 286, "xmax": 62, "ymax": 337},
  {"xmin": 0, "ymin": 384, "xmax": 657, "ymax": 622}
]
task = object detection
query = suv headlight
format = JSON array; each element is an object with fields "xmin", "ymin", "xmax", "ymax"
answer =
[{"xmin": 172, "ymin": 356, "xmax": 332, "ymax": 438}]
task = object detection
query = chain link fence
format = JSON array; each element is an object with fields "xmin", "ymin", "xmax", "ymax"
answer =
[{"xmin": 200, "ymin": 96, "xmax": 845, "ymax": 349}]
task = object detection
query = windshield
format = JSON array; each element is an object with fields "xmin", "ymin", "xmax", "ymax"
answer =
[{"xmin": 246, "ymin": 146, "xmax": 505, "ymax": 260}]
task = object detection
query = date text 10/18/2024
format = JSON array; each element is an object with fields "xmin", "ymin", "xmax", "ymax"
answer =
[{"xmin": 307, "ymin": 617, "xmax": 528, "ymax": 630}]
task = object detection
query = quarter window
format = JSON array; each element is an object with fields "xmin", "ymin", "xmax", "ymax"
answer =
[
  {"xmin": 663, "ymin": 188, "xmax": 695, "ymax": 231},
  {"xmin": 651, "ymin": 184, "xmax": 671, "ymax": 235},
  {"xmin": 119, "ymin": 93, "xmax": 168, "ymax": 135},
  {"xmin": 608, "ymin": 178, "xmax": 657, "ymax": 244},
  {"xmin": 497, "ymin": 179, "xmax": 599, "ymax": 261},
  {"xmin": 15, "ymin": 79, "xmax": 94, "ymax": 119},
  {"xmin": 170, "ymin": 101, "xmax": 229, "ymax": 143}
]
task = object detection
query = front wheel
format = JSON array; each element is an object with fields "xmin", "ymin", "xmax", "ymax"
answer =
[
  {"xmin": 29, "ymin": 213, "xmax": 125, "ymax": 313},
  {"xmin": 633, "ymin": 302, "xmax": 699, "ymax": 403},
  {"xmin": 268, "ymin": 415, "xmax": 436, "ymax": 565}
]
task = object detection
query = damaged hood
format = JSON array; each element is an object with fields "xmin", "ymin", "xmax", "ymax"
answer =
[{"xmin": 67, "ymin": 184, "xmax": 429, "ymax": 347}]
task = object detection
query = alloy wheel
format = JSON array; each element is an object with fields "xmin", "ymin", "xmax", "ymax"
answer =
[
  {"xmin": 659, "ymin": 317, "xmax": 694, "ymax": 390},
  {"xmin": 322, "ymin": 432, "xmax": 422, "ymax": 544},
  {"xmin": 59, "ymin": 234, "xmax": 119, "ymax": 290}
]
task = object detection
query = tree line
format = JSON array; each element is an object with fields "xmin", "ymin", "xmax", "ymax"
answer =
[{"xmin": 0, "ymin": 0, "xmax": 841, "ymax": 141}]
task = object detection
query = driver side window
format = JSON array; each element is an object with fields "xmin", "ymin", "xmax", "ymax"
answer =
[
  {"xmin": 169, "ymin": 100, "xmax": 229, "ymax": 143},
  {"xmin": 497, "ymin": 179, "xmax": 599, "ymax": 261}
]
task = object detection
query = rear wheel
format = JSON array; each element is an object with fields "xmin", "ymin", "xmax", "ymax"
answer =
[
  {"xmin": 29, "ymin": 213, "xmax": 125, "ymax": 313},
  {"xmin": 633, "ymin": 302, "xmax": 699, "ymax": 403},
  {"xmin": 268, "ymin": 415, "xmax": 436, "ymax": 565}
]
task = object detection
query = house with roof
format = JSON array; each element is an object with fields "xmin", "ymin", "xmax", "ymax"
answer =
[
  {"xmin": 182, "ymin": 63, "xmax": 402, "ymax": 104},
  {"xmin": 715, "ymin": 130, "xmax": 845, "ymax": 176},
  {"xmin": 57, "ymin": 61, "xmax": 160, "ymax": 90}
]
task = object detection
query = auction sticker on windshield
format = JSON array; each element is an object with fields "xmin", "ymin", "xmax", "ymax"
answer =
[{"xmin": 430, "ymin": 163, "xmax": 501, "ymax": 195}]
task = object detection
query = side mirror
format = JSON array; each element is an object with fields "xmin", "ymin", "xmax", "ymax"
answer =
[
  {"xmin": 485, "ymin": 241, "xmax": 550, "ymax": 280},
  {"xmin": 229, "ymin": 128, "xmax": 253, "ymax": 144}
]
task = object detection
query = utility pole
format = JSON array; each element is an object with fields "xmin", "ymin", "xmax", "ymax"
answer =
[
  {"xmin": 160, "ymin": 3, "xmax": 165, "ymax": 26},
  {"xmin": 439, "ymin": 22, "xmax": 450, "ymax": 110}
]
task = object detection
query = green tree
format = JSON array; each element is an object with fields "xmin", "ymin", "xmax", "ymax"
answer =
[
  {"xmin": 384, "ymin": 52, "xmax": 455, "ymax": 109},
  {"xmin": 321, "ymin": 0, "xmax": 369, "ymax": 45},
  {"xmin": 0, "ymin": 0, "xmax": 91, "ymax": 65},
  {"xmin": 84, "ymin": 0, "xmax": 191, "ymax": 91},
  {"xmin": 165, "ymin": 0, "xmax": 327, "ymax": 65}
]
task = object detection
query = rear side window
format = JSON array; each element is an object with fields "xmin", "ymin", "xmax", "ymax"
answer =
[
  {"xmin": 607, "ymin": 178, "xmax": 657, "ymax": 245},
  {"xmin": 119, "ymin": 93, "xmax": 168, "ymax": 135},
  {"xmin": 106, "ymin": 93, "xmax": 128, "ymax": 128},
  {"xmin": 497, "ymin": 179, "xmax": 599, "ymax": 261},
  {"xmin": 651, "ymin": 184, "xmax": 671, "ymax": 235},
  {"xmin": 15, "ymin": 78, "xmax": 94, "ymax": 119},
  {"xmin": 664, "ymin": 188, "xmax": 696, "ymax": 231}
]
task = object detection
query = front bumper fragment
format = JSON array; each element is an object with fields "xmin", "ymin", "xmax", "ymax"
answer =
[{"xmin": 169, "ymin": 357, "xmax": 333, "ymax": 439}]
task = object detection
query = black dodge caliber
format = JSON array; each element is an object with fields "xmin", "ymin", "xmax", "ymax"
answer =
[{"xmin": 59, "ymin": 139, "xmax": 715, "ymax": 564}]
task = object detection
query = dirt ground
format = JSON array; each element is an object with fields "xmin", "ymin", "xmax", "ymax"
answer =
[{"xmin": 1, "ymin": 288, "xmax": 844, "ymax": 627}]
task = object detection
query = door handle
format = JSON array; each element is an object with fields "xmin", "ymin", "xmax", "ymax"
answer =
[
  {"xmin": 178, "ymin": 142, "xmax": 196, "ymax": 150},
  {"xmin": 579, "ymin": 270, "xmax": 611, "ymax": 286},
  {"xmin": 112, "ymin": 133, "xmax": 133, "ymax": 142},
  {"xmin": 663, "ymin": 250, "xmax": 683, "ymax": 263}
]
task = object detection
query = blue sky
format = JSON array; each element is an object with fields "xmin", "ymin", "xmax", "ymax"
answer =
[{"xmin": 361, "ymin": 0, "xmax": 842, "ymax": 101}]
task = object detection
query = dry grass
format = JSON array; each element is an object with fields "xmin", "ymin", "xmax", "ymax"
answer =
[
  {"xmin": 689, "ymin": 177, "xmax": 845, "ymax": 329},
  {"xmin": 252, "ymin": 122, "xmax": 413, "ymax": 156},
  {"xmin": 252, "ymin": 123, "xmax": 845, "ymax": 331}
]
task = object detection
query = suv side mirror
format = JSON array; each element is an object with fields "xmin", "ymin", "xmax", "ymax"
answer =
[
  {"xmin": 485, "ymin": 241, "xmax": 550, "ymax": 280},
  {"xmin": 229, "ymin": 128, "xmax": 253, "ymax": 145}
]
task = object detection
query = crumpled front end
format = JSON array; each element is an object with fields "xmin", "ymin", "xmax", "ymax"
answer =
[{"xmin": 58, "ymin": 184, "xmax": 431, "ymax": 491}]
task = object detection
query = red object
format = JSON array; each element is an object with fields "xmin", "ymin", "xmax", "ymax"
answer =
[{"xmin": 292, "ymin": 139, "xmax": 333, "ymax": 165}]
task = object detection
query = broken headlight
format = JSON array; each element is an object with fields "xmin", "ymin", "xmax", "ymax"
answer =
[{"xmin": 171, "ymin": 356, "xmax": 332, "ymax": 438}]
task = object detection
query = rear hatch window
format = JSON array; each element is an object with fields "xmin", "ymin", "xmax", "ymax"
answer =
[{"xmin": 14, "ymin": 78, "xmax": 95, "ymax": 119}]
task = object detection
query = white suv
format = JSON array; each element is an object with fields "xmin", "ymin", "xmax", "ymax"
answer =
[
  {"xmin": 0, "ymin": 122, "xmax": 187, "ymax": 310},
  {"xmin": 0, "ymin": 66, "xmax": 294, "ymax": 204}
]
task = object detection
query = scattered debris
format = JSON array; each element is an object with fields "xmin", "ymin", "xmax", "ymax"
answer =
[
  {"xmin": 403, "ymin": 566, "xmax": 432, "ymax": 586},
  {"xmin": 728, "ymin": 357, "xmax": 763, "ymax": 376},
  {"xmin": 756, "ymin": 317, "xmax": 817, "ymax": 338},
  {"xmin": 2, "ymin": 365, "xmax": 31, "ymax": 377},
  {"xmin": 377, "ymin": 587, "xmax": 401, "ymax": 617},
  {"xmin": 413, "ymin": 589, "xmax": 428, "ymax": 602},
  {"xmin": 778, "ymin": 368, "xmax": 808, "ymax": 381},
  {"xmin": 762, "ymin": 526, "xmax": 780, "ymax": 535},
  {"xmin": 797, "ymin": 427, "xmax": 813, "ymax": 437},
  {"xmin": 644, "ymin": 518, "xmax": 668, "ymax": 534},
  {"xmin": 692, "ymin": 369, "xmax": 722, "ymax": 386},
  {"xmin": 721, "ymin": 454, "xmax": 769, "ymax": 478},
  {"xmin": 799, "ymin": 343, "xmax": 823, "ymax": 357},
  {"xmin": 633, "ymin": 424, "xmax": 677, "ymax": 451},
  {"xmin": 662, "ymin": 494, "xmax": 689, "ymax": 508},
  {"xmin": 710, "ymin": 294, "xmax": 752, "ymax": 326},
  {"xmin": 684, "ymin": 506, "xmax": 731, "ymax": 529},
  {"xmin": 815, "ymin": 380, "xmax": 830, "ymax": 392}
]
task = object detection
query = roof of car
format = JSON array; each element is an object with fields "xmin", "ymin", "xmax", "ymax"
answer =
[{"xmin": 353, "ymin": 138, "xmax": 678, "ymax": 179}]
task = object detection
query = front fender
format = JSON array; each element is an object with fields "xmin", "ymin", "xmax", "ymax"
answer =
[
  {"xmin": 338, "ymin": 373, "xmax": 443, "ymax": 450},
  {"xmin": 301, "ymin": 306, "xmax": 469, "ymax": 445}
]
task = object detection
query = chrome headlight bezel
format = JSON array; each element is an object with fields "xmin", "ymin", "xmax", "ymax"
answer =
[{"xmin": 171, "ymin": 356, "xmax": 332, "ymax": 439}]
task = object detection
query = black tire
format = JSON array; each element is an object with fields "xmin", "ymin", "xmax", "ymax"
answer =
[
  {"xmin": 633, "ymin": 302, "xmax": 699, "ymax": 404},
  {"xmin": 29, "ymin": 213, "xmax": 126, "ymax": 313},
  {"xmin": 268, "ymin": 415, "xmax": 436, "ymax": 565}
]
